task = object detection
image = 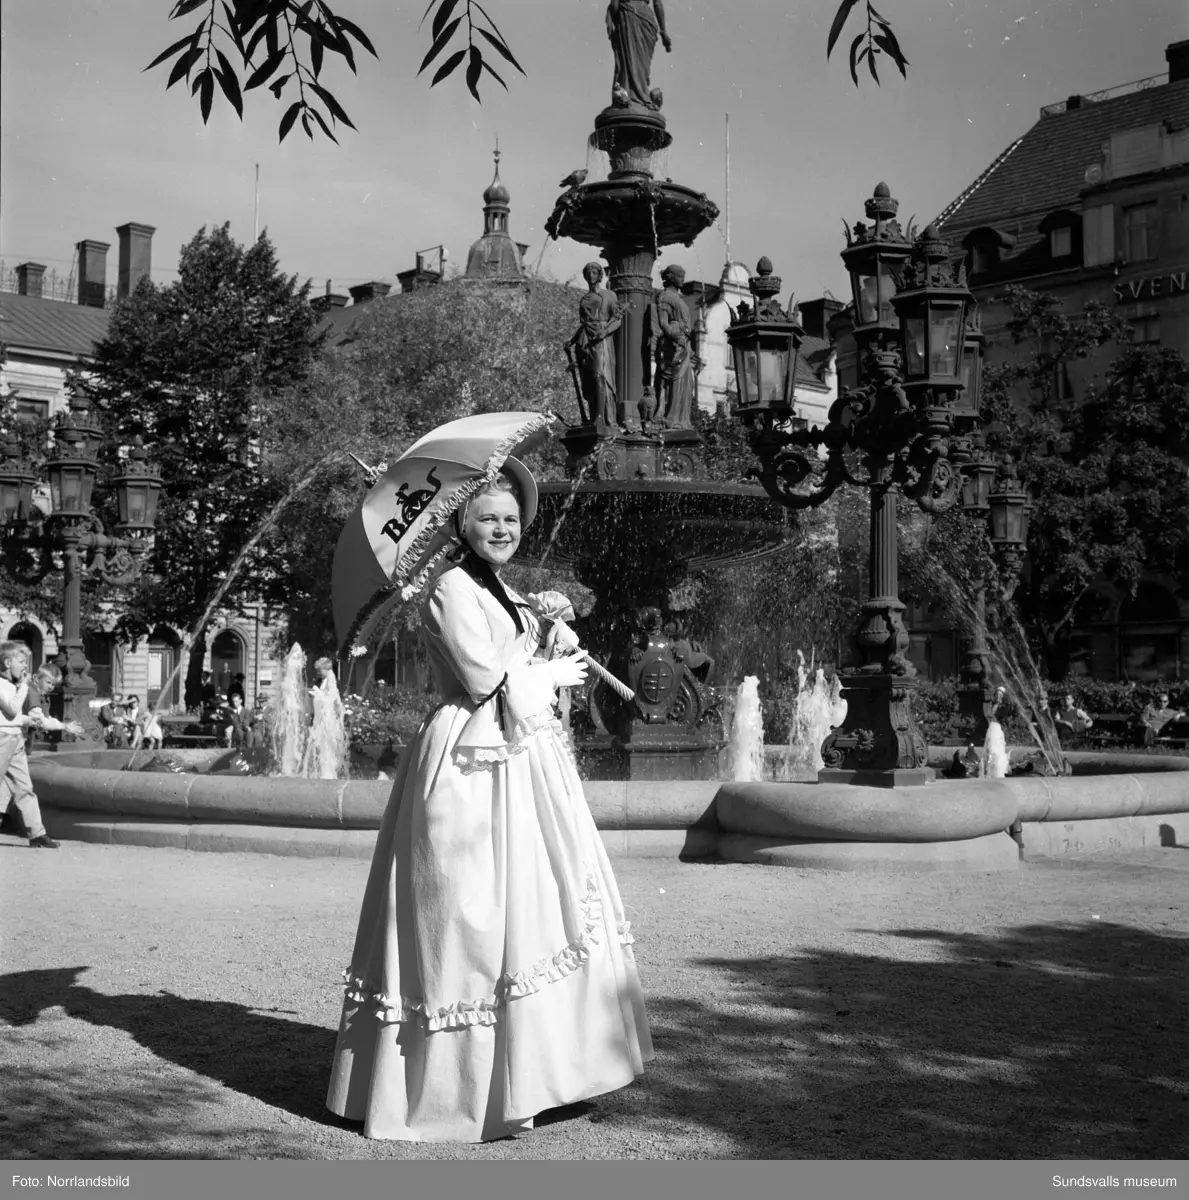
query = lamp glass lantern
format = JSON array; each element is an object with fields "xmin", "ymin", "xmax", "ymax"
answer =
[
  {"xmin": 989, "ymin": 472, "xmax": 1031, "ymax": 546},
  {"xmin": 46, "ymin": 435, "xmax": 97, "ymax": 516},
  {"xmin": 961, "ymin": 456, "xmax": 997, "ymax": 513},
  {"xmin": 0, "ymin": 439, "xmax": 36, "ymax": 526},
  {"xmin": 730, "ymin": 323, "xmax": 800, "ymax": 418},
  {"xmin": 727, "ymin": 259, "xmax": 802, "ymax": 422},
  {"xmin": 113, "ymin": 443, "xmax": 162, "ymax": 534},
  {"xmin": 955, "ymin": 310, "xmax": 985, "ymax": 420},
  {"xmin": 841, "ymin": 184, "xmax": 913, "ymax": 350},
  {"xmin": 896, "ymin": 295, "xmax": 968, "ymax": 386}
]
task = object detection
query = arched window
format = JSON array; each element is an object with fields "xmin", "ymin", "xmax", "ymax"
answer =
[
  {"xmin": 5, "ymin": 621, "xmax": 43, "ymax": 670},
  {"xmin": 210, "ymin": 629, "xmax": 247, "ymax": 703}
]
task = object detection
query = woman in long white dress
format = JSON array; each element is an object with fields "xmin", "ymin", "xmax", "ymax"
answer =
[{"xmin": 326, "ymin": 464, "xmax": 653, "ymax": 1142}]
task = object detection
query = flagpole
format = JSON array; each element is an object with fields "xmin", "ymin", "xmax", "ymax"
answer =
[
  {"xmin": 725, "ymin": 113, "xmax": 730, "ymax": 262},
  {"xmin": 254, "ymin": 163, "xmax": 260, "ymax": 242}
]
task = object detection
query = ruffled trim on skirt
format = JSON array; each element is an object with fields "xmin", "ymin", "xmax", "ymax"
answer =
[
  {"xmin": 341, "ymin": 877, "xmax": 635, "ymax": 1031},
  {"xmin": 454, "ymin": 712, "xmax": 574, "ymax": 774}
]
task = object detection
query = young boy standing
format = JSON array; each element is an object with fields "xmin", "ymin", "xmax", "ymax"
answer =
[{"xmin": 0, "ymin": 641, "xmax": 59, "ymax": 849}]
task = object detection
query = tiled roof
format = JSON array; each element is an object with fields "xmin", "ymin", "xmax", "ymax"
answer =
[
  {"xmin": 797, "ymin": 335, "xmax": 833, "ymax": 389},
  {"xmin": 315, "ymin": 301, "xmax": 375, "ymax": 348},
  {"xmin": 937, "ymin": 79, "xmax": 1189, "ymax": 252},
  {"xmin": 0, "ymin": 292, "xmax": 110, "ymax": 358}
]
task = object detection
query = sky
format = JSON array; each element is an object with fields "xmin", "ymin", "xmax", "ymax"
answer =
[{"xmin": 2, "ymin": 0, "xmax": 1187, "ymax": 307}]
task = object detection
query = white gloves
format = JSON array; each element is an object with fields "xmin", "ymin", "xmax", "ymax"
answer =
[
  {"xmin": 545, "ymin": 618, "xmax": 582, "ymax": 659},
  {"xmin": 546, "ymin": 653, "xmax": 589, "ymax": 690}
]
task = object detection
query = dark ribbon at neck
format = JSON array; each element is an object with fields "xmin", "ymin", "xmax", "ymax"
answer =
[{"xmin": 463, "ymin": 554, "xmax": 524, "ymax": 635}]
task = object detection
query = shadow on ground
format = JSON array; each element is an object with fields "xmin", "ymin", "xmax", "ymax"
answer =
[
  {"xmin": 0, "ymin": 967, "xmax": 341, "ymax": 1157},
  {"xmin": 576, "ymin": 920, "xmax": 1189, "ymax": 1159},
  {"xmin": 2, "ymin": 920, "xmax": 1187, "ymax": 1159}
]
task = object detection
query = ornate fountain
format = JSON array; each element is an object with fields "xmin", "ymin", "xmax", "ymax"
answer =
[{"xmin": 520, "ymin": 3, "xmax": 794, "ymax": 780}]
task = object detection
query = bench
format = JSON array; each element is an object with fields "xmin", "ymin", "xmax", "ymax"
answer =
[
  {"xmin": 161, "ymin": 733, "xmax": 223, "ymax": 749},
  {"xmin": 1155, "ymin": 718, "xmax": 1189, "ymax": 750},
  {"xmin": 1081, "ymin": 713, "xmax": 1142, "ymax": 749}
]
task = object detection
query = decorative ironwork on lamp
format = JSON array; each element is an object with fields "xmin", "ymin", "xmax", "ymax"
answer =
[{"xmin": 841, "ymin": 182, "xmax": 913, "ymax": 357}]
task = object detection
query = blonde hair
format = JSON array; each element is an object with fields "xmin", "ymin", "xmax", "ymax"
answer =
[
  {"xmin": 460, "ymin": 471, "xmax": 523, "ymax": 529},
  {"xmin": 0, "ymin": 640, "xmax": 31, "ymax": 669}
]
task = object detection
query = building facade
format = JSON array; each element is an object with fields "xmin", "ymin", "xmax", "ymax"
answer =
[
  {"xmin": 923, "ymin": 39, "xmax": 1189, "ymax": 682},
  {"xmin": 0, "ymin": 225, "xmax": 285, "ymax": 712}
]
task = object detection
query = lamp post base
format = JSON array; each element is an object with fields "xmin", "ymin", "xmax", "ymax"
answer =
[{"xmin": 819, "ymin": 671, "xmax": 930, "ymax": 783}]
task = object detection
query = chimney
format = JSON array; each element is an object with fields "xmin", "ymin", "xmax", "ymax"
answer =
[
  {"xmin": 16, "ymin": 263, "xmax": 46, "ymax": 298},
  {"xmin": 116, "ymin": 222, "xmax": 155, "ymax": 298},
  {"xmin": 347, "ymin": 281, "xmax": 393, "ymax": 306},
  {"xmin": 76, "ymin": 239, "xmax": 110, "ymax": 308},
  {"xmin": 1168, "ymin": 39, "xmax": 1189, "ymax": 84},
  {"xmin": 1065, "ymin": 95, "xmax": 1083, "ymax": 110},
  {"xmin": 798, "ymin": 296, "xmax": 845, "ymax": 341}
]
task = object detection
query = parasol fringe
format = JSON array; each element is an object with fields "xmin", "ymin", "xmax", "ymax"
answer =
[{"xmin": 340, "ymin": 410, "xmax": 555, "ymax": 655}]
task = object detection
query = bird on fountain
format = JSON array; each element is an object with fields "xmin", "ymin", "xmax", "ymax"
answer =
[{"xmin": 559, "ymin": 169, "xmax": 589, "ymax": 189}]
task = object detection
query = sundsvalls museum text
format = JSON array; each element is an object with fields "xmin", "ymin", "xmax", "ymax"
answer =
[
  {"xmin": 1052, "ymin": 1177, "xmax": 1178, "ymax": 1189},
  {"xmin": 11, "ymin": 1176, "xmax": 131, "ymax": 1188}
]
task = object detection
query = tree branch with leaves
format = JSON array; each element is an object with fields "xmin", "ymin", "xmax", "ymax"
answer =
[{"xmin": 149, "ymin": 0, "xmax": 906, "ymax": 142}]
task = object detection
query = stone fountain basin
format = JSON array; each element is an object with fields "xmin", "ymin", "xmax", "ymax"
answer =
[
  {"xmin": 522, "ymin": 480, "xmax": 794, "ymax": 572},
  {"xmin": 25, "ymin": 747, "xmax": 1189, "ymax": 870}
]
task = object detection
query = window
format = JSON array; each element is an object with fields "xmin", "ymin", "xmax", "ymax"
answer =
[
  {"xmin": 84, "ymin": 634, "xmax": 115, "ymax": 699},
  {"xmin": 1050, "ymin": 227, "xmax": 1072, "ymax": 257},
  {"xmin": 1122, "ymin": 202, "xmax": 1158, "ymax": 263},
  {"xmin": 1130, "ymin": 315, "xmax": 1161, "ymax": 345},
  {"xmin": 11, "ymin": 396, "xmax": 50, "ymax": 423},
  {"xmin": 970, "ymin": 245, "xmax": 995, "ymax": 275}
]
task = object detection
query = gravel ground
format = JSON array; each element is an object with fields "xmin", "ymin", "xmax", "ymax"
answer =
[{"xmin": 1, "ymin": 836, "xmax": 1187, "ymax": 1161}]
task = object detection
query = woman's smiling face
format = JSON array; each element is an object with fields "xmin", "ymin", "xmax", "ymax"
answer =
[{"xmin": 464, "ymin": 490, "xmax": 521, "ymax": 568}]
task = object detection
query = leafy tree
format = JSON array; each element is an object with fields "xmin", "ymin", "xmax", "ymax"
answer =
[
  {"xmin": 70, "ymin": 223, "xmax": 321, "ymax": 703},
  {"xmin": 257, "ymin": 274, "xmax": 582, "ymax": 659},
  {"xmin": 149, "ymin": 0, "xmax": 906, "ymax": 142},
  {"xmin": 905, "ymin": 286, "xmax": 1189, "ymax": 681}
]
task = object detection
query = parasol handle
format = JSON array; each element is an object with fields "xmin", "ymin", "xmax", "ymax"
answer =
[{"xmin": 579, "ymin": 652, "xmax": 635, "ymax": 702}]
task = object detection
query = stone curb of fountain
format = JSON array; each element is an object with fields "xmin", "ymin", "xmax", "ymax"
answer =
[{"xmin": 24, "ymin": 747, "xmax": 1189, "ymax": 871}]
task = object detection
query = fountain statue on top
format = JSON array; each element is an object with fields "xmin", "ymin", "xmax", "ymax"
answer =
[
  {"xmin": 265, "ymin": 644, "xmax": 348, "ymax": 780},
  {"xmin": 522, "ymin": 4, "xmax": 794, "ymax": 780}
]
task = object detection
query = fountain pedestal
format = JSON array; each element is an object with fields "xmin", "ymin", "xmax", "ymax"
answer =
[{"xmin": 561, "ymin": 425, "xmax": 705, "ymax": 481}]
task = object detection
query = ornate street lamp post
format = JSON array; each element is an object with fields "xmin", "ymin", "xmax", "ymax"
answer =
[
  {"xmin": 0, "ymin": 396, "xmax": 161, "ymax": 738},
  {"xmin": 730, "ymin": 184, "xmax": 980, "ymax": 785}
]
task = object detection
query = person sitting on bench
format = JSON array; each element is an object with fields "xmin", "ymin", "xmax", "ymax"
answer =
[
  {"xmin": 1053, "ymin": 693, "xmax": 1093, "ymax": 745},
  {"xmin": 1138, "ymin": 692, "xmax": 1185, "ymax": 748}
]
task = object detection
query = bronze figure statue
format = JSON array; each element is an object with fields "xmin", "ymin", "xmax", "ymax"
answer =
[
  {"xmin": 606, "ymin": 0, "xmax": 672, "ymax": 110},
  {"xmin": 653, "ymin": 263, "xmax": 695, "ymax": 429},
  {"xmin": 567, "ymin": 262, "xmax": 624, "ymax": 429}
]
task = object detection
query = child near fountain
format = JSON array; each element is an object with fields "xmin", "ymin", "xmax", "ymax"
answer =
[
  {"xmin": 327, "ymin": 463, "xmax": 652, "ymax": 1142},
  {"xmin": 0, "ymin": 642, "xmax": 60, "ymax": 849}
]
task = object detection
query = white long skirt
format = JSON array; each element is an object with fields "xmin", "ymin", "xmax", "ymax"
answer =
[{"xmin": 326, "ymin": 702, "xmax": 653, "ymax": 1141}]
